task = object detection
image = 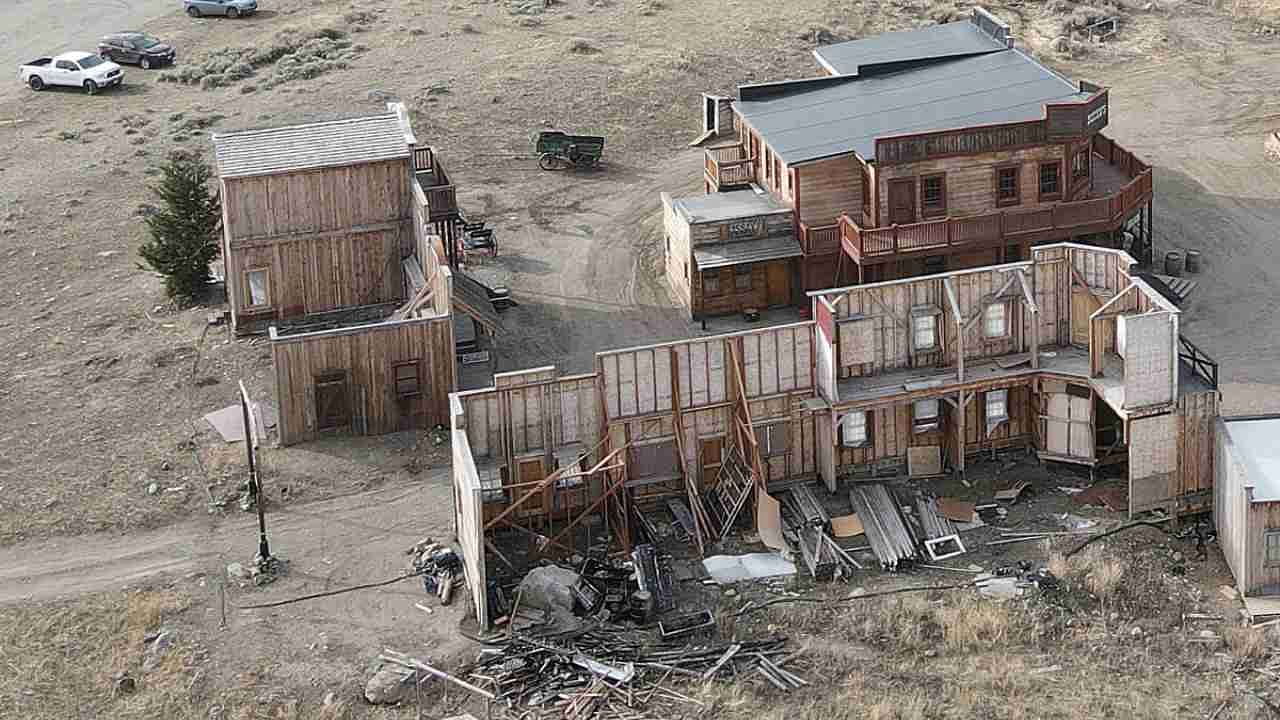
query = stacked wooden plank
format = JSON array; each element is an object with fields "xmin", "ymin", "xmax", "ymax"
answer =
[
  {"xmin": 850, "ymin": 484, "xmax": 918, "ymax": 569},
  {"xmin": 784, "ymin": 484, "xmax": 830, "ymax": 528},
  {"xmin": 913, "ymin": 495, "xmax": 959, "ymax": 540}
]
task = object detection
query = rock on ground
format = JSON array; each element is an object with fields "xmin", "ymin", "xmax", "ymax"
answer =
[
  {"xmin": 364, "ymin": 662, "xmax": 418, "ymax": 705},
  {"xmin": 517, "ymin": 565, "xmax": 579, "ymax": 614}
]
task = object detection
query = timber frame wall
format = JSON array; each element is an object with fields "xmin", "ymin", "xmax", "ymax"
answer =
[{"xmin": 452, "ymin": 242, "xmax": 1220, "ymax": 626}]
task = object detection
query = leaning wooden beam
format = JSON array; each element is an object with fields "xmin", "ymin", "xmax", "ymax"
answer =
[
  {"xmin": 962, "ymin": 271, "xmax": 1020, "ymax": 334},
  {"xmin": 544, "ymin": 458, "xmax": 632, "ymax": 550},
  {"xmin": 381, "ymin": 650, "xmax": 496, "ymax": 700},
  {"xmin": 944, "ymin": 277, "xmax": 965, "ymax": 384},
  {"xmin": 1015, "ymin": 269, "xmax": 1040, "ymax": 369},
  {"xmin": 483, "ymin": 436, "xmax": 618, "ymax": 532}
]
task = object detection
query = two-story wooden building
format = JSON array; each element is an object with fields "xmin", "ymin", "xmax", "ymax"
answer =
[
  {"xmin": 213, "ymin": 104, "xmax": 499, "ymax": 445},
  {"xmin": 684, "ymin": 8, "xmax": 1154, "ymax": 298}
]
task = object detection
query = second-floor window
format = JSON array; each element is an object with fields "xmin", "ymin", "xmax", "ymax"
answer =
[
  {"xmin": 245, "ymin": 268, "xmax": 270, "ymax": 308},
  {"xmin": 920, "ymin": 174, "xmax": 946, "ymax": 219},
  {"xmin": 840, "ymin": 411, "xmax": 869, "ymax": 447},
  {"xmin": 996, "ymin": 165, "xmax": 1020, "ymax": 207},
  {"xmin": 1039, "ymin": 162, "xmax": 1061, "ymax": 200},
  {"xmin": 913, "ymin": 313, "xmax": 937, "ymax": 350},
  {"xmin": 984, "ymin": 302, "xmax": 1008, "ymax": 338},
  {"xmin": 913, "ymin": 399, "xmax": 940, "ymax": 433}
]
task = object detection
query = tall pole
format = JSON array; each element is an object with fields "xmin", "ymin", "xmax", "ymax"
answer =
[{"xmin": 239, "ymin": 381, "xmax": 271, "ymax": 562}]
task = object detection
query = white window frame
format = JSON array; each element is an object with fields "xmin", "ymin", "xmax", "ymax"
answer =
[
  {"xmin": 245, "ymin": 267, "xmax": 271, "ymax": 309},
  {"xmin": 913, "ymin": 399, "xmax": 940, "ymax": 433},
  {"xmin": 912, "ymin": 313, "xmax": 937, "ymax": 351},
  {"xmin": 983, "ymin": 301, "xmax": 1008, "ymax": 339},
  {"xmin": 840, "ymin": 411, "xmax": 869, "ymax": 448},
  {"xmin": 985, "ymin": 389, "xmax": 1009, "ymax": 425},
  {"xmin": 1266, "ymin": 530, "xmax": 1280, "ymax": 567}
]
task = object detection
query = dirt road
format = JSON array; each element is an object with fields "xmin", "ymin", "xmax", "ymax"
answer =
[
  {"xmin": 0, "ymin": 472, "xmax": 453, "ymax": 605},
  {"xmin": 0, "ymin": 0, "xmax": 180, "ymax": 97}
]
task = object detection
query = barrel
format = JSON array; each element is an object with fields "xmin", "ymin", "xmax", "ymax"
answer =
[
  {"xmin": 1164, "ymin": 251, "xmax": 1183, "ymax": 277},
  {"xmin": 1184, "ymin": 250, "xmax": 1202, "ymax": 274},
  {"xmin": 629, "ymin": 590, "xmax": 654, "ymax": 623}
]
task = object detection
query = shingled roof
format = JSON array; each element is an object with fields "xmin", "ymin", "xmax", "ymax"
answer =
[{"xmin": 213, "ymin": 111, "xmax": 412, "ymax": 179}]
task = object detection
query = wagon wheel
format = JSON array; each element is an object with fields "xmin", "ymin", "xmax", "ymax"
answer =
[{"xmin": 538, "ymin": 153, "xmax": 562, "ymax": 171}]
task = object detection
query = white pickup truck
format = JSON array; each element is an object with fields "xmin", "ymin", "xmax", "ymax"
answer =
[{"xmin": 19, "ymin": 52, "xmax": 124, "ymax": 94}]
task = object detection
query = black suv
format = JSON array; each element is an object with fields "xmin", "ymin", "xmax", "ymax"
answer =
[{"xmin": 97, "ymin": 32, "xmax": 176, "ymax": 69}]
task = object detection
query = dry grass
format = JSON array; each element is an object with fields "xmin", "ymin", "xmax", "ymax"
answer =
[{"xmin": 1224, "ymin": 626, "xmax": 1269, "ymax": 661}]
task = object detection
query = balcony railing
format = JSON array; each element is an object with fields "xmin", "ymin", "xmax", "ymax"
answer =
[
  {"xmin": 799, "ymin": 221, "xmax": 841, "ymax": 256},
  {"xmin": 840, "ymin": 135, "xmax": 1153, "ymax": 265},
  {"xmin": 704, "ymin": 144, "xmax": 755, "ymax": 190},
  {"xmin": 412, "ymin": 145, "xmax": 458, "ymax": 221},
  {"xmin": 1178, "ymin": 334, "xmax": 1219, "ymax": 391}
]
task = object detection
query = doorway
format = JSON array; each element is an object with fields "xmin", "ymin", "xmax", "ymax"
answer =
[
  {"xmin": 888, "ymin": 179, "xmax": 916, "ymax": 225},
  {"xmin": 766, "ymin": 262, "xmax": 792, "ymax": 307},
  {"xmin": 314, "ymin": 371, "xmax": 351, "ymax": 432},
  {"xmin": 1044, "ymin": 383, "xmax": 1093, "ymax": 460}
]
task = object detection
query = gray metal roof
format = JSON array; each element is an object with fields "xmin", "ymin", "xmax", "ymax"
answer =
[
  {"xmin": 1223, "ymin": 417, "xmax": 1280, "ymax": 502},
  {"xmin": 812, "ymin": 19, "xmax": 1006, "ymax": 75},
  {"xmin": 694, "ymin": 236, "xmax": 803, "ymax": 270},
  {"xmin": 672, "ymin": 189, "xmax": 792, "ymax": 224},
  {"xmin": 737, "ymin": 49, "xmax": 1087, "ymax": 165},
  {"xmin": 213, "ymin": 112, "xmax": 410, "ymax": 179}
]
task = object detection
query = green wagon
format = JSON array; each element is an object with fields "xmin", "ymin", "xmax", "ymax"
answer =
[{"xmin": 535, "ymin": 131, "xmax": 605, "ymax": 170}]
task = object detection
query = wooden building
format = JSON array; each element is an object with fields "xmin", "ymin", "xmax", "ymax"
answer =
[
  {"xmin": 661, "ymin": 190, "xmax": 802, "ymax": 318},
  {"xmin": 451, "ymin": 244, "xmax": 1222, "ymax": 626},
  {"xmin": 1215, "ymin": 416, "xmax": 1280, "ymax": 606},
  {"xmin": 213, "ymin": 103, "xmax": 458, "ymax": 335},
  {"xmin": 810, "ymin": 243, "xmax": 1219, "ymax": 514},
  {"xmin": 214, "ymin": 105, "xmax": 498, "ymax": 445},
  {"xmin": 691, "ymin": 8, "xmax": 1154, "ymax": 296}
]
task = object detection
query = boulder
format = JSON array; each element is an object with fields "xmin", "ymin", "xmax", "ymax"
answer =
[
  {"xmin": 143, "ymin": 630, "xmax": 176, "ymax": 671},
  {"xmin": 517, "ymin": 566, "xmax": 579, "ymax": 615},
  {"xmin": 364, "ymin": 662, "xmax": 418, "ymax": 705}
]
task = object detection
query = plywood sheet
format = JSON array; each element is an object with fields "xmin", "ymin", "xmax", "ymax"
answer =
[
  {"xmin": 831, "ymin": 513, "xmax": 865, "ymax": 538},
  {"xmin": 839, "ymin": 317, "xmax": 877, "ymax": 366},
  {"xmin": 908, "ymin": 446, "xmax": 942, "ymax": 477},
  {"xmin": 756, "ymin": 491, "xmax": 787, "ymax": 550}
]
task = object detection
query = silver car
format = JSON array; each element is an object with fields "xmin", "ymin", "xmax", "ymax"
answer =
[{"xmin": 184, "ymin": 0, "xmax": 258, "ymax": 18}]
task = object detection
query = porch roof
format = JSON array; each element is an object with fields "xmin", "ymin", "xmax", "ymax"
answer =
[
  {"xmin": 1222, "ymin": 417, "xmax": 1280, "ymax": 502},
  {"xmin": 694, "ymin": 236, "xmax": 803, "ymax": 271},
  {"xmin": 671, "ymin": 189, "xmax": 792, "ymax": 224}
]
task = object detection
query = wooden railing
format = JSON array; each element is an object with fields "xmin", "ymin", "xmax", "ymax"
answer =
[
  {"xmin": 840, "ymin": 148, "xmax": 1153, "ymax": 263},
  {"xmin": 704, "ymin": 145, "xmax": 755, "ymax": 190},
  {"xmin": 798, "ymin": 221, "xmax": 841, "ymax": 256},
  {"xmin": 421, "ymin": 184, "xmax": 457, "ymax": 221},
  {"xmin": 413, "ymin": 146, "xmax": 435, "ymax": 174},
  {"xmin": 1178, "ymin": 335, "xmax": 1219, "ymax": 391}
]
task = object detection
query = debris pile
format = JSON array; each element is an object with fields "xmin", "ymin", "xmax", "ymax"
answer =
[
  {"xmin": 407, "ymin": 537, "xmax": 462, "ymax": 605},
  {"xmin": 443, "ymin": 624, "xmax": 804, "ymax": 718}
]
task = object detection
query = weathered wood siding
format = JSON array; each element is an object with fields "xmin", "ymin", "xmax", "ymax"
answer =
[
  {"xmin": 455, "ymin": 371, "xmax": 599, "ymax": 461},
  {"xmin": 797, "ymin": 154, "xmax": 863, "ymax": 227},
  {"xmin": 876, "ymin": 144, "xmax": 1065, "ymax": 224},
  {"xmin": 1177, "ymin": 391, "xmax": 1218, "ymax": 505},
  {"xmin": 693, "ymin": 263, "xmax": 769, "ymax": 316},
  {"xmin": 662, "ymin": 193, "xmax": 694, "ymax": 315},
  {"xmin": 272, "ymin": 316, "xmax": 454, "ymax": 445},
  {"xmin": 1214, "ymin": 420, "xmax": 1250, "ymax": 594}
]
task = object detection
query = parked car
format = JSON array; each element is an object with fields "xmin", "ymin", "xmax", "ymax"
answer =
[
  {"xmin": 184, "ymin": 0, "xmax": 258, "ymax": 17},
  {"xmin": 97, "ymin": 32, "xmax": 175, "ymax": 69},
  {"xmin": 19, "ymin": 52, "xmax": 123, "ymax": 94}
]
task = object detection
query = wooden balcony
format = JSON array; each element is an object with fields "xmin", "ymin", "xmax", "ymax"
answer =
[
  {"xmin": 704, "ymin": 144, "xmax": 755, "ymax": 192},
  {"xmin": 840, "ymin": 135, "xmax": 1153, "ymax": 266},
  {"xmin": 412, "ymin": 145, "xmax": 458, "ymax": 222},
  {"xmin": 798, "ymin": 221, "xmax": 841, "ymax": 256}
]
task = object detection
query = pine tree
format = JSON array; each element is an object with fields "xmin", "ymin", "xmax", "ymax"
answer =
[{"xmin": 138, "ymin": 154, "xmax": 222, "ymax": 300}]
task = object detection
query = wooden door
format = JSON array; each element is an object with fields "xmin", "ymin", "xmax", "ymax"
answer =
[
  {"xmin": 314, "ymin": 372, "xmax": 350, "ymax": 431},
  {"xmin": 514, "ymin": 457, "xmax": 546, "ymax": 519},
  {"xmin": 1044, "ymin": 388, "xmax": 1093, "ymax": 459},
  {"xmin": 700, "ymin": 437, "xmax": 724, "ymax": 490},
  {"xmin": 1071, "ymin": 288, "xmax": 1102, "ymax": 346},
  {"xmin": 888, "ymin": 179, "xmax": 916, "ymax": 225},
  {"xmin": 765, "ymin": 262, "xmax": 791, "ymax": 307}
]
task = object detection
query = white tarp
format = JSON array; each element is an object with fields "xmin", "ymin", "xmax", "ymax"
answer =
[{"xmin": 702, "ymin": 553, "xmax": 796, "ymax": 584}]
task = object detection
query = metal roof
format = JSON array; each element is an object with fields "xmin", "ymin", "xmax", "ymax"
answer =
[
  {"xmin": 812, "ymin": 19, "xmax": 1006, "ymax": 75},
  {"xmin": 1222, "ymin": 417, "xmax": 1280, "ymax": 503},
  {"xmin": 671, "ymin": 189, "xmax": 792, "ymax": 224},
  {"xmin": 213, "ymin": 112, "xmax": 411, "ymax": 179},
  {"xmin": 694, "ymin": 236, "xmax": 803, "ymax": 270},
  {"xmin": 736, "ymin": 49, "xmax": 1087, "ymax": 165}
]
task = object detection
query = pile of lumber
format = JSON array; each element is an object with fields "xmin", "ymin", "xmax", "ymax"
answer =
[
  {"xmin": 444, "ymin": 624, "xmax": 804, "ymax": 719},
  {"xmin": 849, "ymin": 485, "xmax": 918, "ymax": 569}
]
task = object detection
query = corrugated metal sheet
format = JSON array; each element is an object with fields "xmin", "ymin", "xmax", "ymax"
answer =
[
  {"xmin": 813, "ymin": 19, "xmax": 1005, "ymax": 75},
  {"xmin": 737, "ymin": 49, "xmax": 1087, "ymax": 164},
  {"xmin": 694, "ymin": 236, "xmax": 803, "ymax": 270},
  {"xmin": 213, "ymin": 113, "xmax": 410, "ymax": 179}
]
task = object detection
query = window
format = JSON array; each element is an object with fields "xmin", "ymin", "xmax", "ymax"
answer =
[
  {"xmin": 984, "ymin": 302, "xmax": 1008, "ymax": 338},
  {"xmin": 840, "ymin": 411, "xmax": 869, "ymax": 447},
  {"xmin": 393, "ymin": 360, "xmax": 421, "ymax": 398},
  {"xmin": 1039, "ymin": 162, "xmax": 1061, "ymax": 200},
  {"xmin": 986, "ymin": 389, "xmax": 1009, "ymax": 424},
  {"xmin": 920, "ymin": 174, "xmax": 946, "ymax": 219},
  {"xmin": 734, "ymin": 266, "xmax": 752, "ymax": 291},
  {"xmin": 996, "ymin": 165, "xmax": 1020, "ymax": 207},
  {"xmin": 1073, "ymin": 149, "xmax": 1091, "ymax": 180},
  {"xmin": 704, "ymin": 272, "xmax": 720, "ymax": 295},
  {"xmin": 56, "ymin": 60, "xmax": 77, "ymax": 71},
  {"xmin": 1267, "ymin": 531, "xmax": 1280, "ymax": 567},
  {"xmin": 245, "ymin": 268, "xmax": 270, "ymax": 308},
  {"xmin": 754, "ymin": 423, "xmax": 791, "ymax": 458},
  {"xmin": 913, "ymin": 313, "xmax": 937, "ymax": 351},
  {"xmin": 913, "ymin": 399, "xmax": 940, "ymax": 433}
]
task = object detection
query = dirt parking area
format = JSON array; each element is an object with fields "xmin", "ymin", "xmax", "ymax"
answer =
[{"xmin": 3, "ymin": 0, "xmax": 1280, "ymax": 717}]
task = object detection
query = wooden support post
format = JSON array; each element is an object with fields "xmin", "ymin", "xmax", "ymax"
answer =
[{"xmin": 955, "ymin": 390, "xmax": 966, "ymax": 478}]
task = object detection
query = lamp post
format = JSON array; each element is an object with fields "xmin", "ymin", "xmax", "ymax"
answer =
[{"xmin": 239, "ymin": 381, "xmax": 271, "ymax": 564}]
